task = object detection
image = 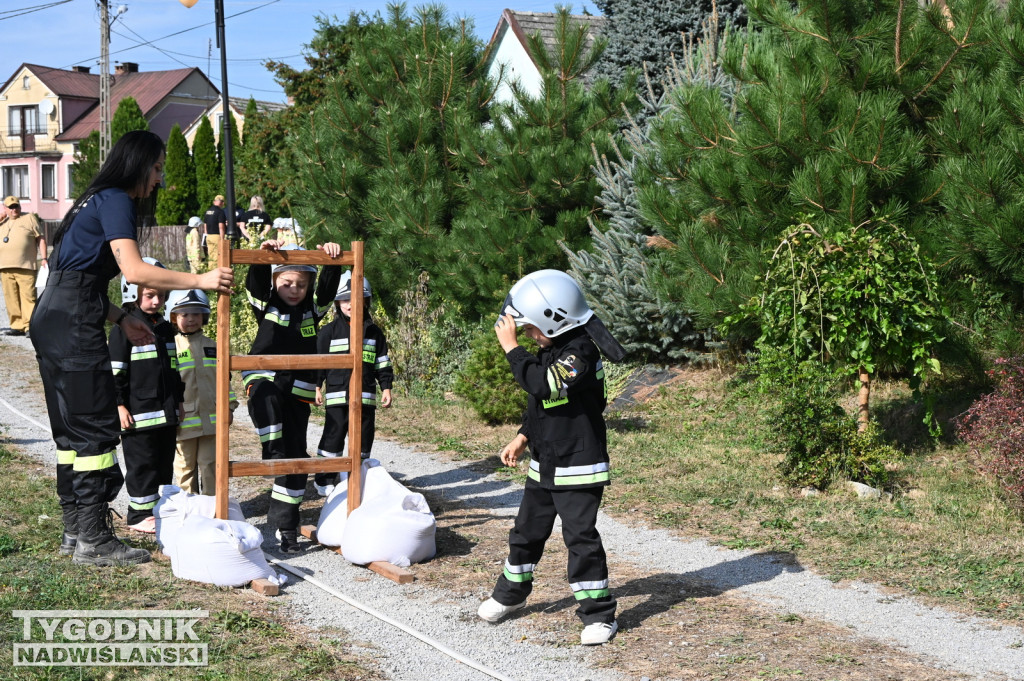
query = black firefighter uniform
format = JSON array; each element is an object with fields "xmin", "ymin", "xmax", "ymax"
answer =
[
  {"xmin": 490, "ymin": 329, "xmax": 618, "ymax": 626},
  {"xmin": 109, "ymin": 308, "xmax": 184, "ymax": 526},
  {"xmin": 242, "ymin": 261, "xmax": 340, "ymax": 532}
]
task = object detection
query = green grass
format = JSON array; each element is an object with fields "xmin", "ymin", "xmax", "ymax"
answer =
[
  {"xmin": 0, "ymin": 443, "xmax": 381, "ymax": 681},
  {"xmin": 379, "ymin": 368, "xmax": 1024, "ymax": 624}
]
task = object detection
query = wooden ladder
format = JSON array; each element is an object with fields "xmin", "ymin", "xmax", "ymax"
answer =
[{"xmin": 211, "ymin": 239, "xmax": 411, "ymax": 586}]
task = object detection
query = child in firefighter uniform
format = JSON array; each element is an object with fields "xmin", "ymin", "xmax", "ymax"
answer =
[
  {"xmin": 167, "ymin": 289, "xmax": 238, "ymax": 495},
  {"xmin": 108, "ymin": 257, "xmax": 185, "ymax": 534},
  {"xmin": 244, "ymin": 239, "xmax": 342, "ymax": 552},
  {"xmin": 478, "ymin": 270, "xmax": 627, "ymax": 646},
  {"xmin": 312, "ymin": 272, "xmax": 393, "ymax": 496}
]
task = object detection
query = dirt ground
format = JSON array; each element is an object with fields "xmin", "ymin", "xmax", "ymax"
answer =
[{"xmin": 0, "ymin": 342, "xmax": 976, "ymax": 681}]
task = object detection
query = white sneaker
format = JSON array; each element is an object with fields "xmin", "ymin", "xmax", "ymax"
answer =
[
  {"xmin": 127, "ymin": 516, "xmax": 156, "ymax": 534},
  {"xmin": 477, "ymin": 597, "xmax": 526, "ymax": 623},
  {"xmin": 314, "ymin": 482, "xmax": 335, "ymax": 497},
  {"xmin": 580, "ymin": 620, "xmax": 618, "ymax": 645}
]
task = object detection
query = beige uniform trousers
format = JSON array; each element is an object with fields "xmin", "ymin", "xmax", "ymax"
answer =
[
  {"xmin": 1, "ymin": 268, "xmax": 37, "ymax": 332},
  {"xmin": 205, "ymin": 234, "xmax": 221, "ymax": 271},
  {"xmin": 174, "ymin": 434, "xmax": 216, "ymax": 495}
]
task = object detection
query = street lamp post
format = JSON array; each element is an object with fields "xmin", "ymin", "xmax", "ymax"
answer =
[{"xmin": 179, "ymin": 0, "xmax": 239, "ymax": 241}]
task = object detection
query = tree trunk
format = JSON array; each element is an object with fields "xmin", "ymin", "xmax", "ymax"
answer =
[{"xmin": 857, "ymin": 367, "xmax": 871, "ymax": 432}]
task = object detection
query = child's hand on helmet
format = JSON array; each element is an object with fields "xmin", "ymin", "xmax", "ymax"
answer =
[{"xmin": 494, "ymin": 314, "xmax": 519, "ymax": 353}]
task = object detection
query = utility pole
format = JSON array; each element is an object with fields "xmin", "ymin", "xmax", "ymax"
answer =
[{"xmin": 99, "ymin": 0, "xmax": 111, "ymax": 164}]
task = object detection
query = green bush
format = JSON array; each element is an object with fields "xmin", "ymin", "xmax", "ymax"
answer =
[
  {"xmin": 750, "ymin": 348, "xmax": 899, "ymax": 490},
  {"xmin": 454, "ymin": 328, "xmax": 533, "ymax": 424}
]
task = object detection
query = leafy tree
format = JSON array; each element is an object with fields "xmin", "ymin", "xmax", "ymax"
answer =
[
  {"xmin": 216, "ymin": 108, "xmax": 239, "ymax": 190},
  {"xmin": 110, "ymin": 96, "xmax": 148, "ymax": 145},
  {"xmin": 193, "ymin": 116, "xmax": 220, "ymax": 209},
  {"xmin": 70, "ymin": 130, "xmax": 100, "ymax": 199},
  {"xmin": 446, "ymin": 8, "xmax": 637, "ymax": 317},
  {"xmin": 290, "ymin": 4, "xmax": 491, "ymax": 310},
  {"xmin": 592, "ymin": 0, "xmax": 746, "ymax": 97},
  {"xmin": 156, "ymin": 123, "xmax": 196, "ymax": 226},
  {"xmin": 235, "ymin": 98, "xmax": 288, "ymax": 214}
]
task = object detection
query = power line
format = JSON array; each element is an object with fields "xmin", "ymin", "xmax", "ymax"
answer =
[{"xmin": 0, "ymin": 0, "xmax": 73, "ymax": 21}]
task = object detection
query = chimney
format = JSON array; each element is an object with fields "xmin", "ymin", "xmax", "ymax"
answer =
[
  {"xmin": 115, "ymin": 62, "xmax": 139, "ymax": 75},
  {"xmin": 71, "ymin": 66, "xmax": 91, "ymax": 74}
]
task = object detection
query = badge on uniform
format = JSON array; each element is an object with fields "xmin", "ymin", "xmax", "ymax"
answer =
[{"xmin": 555, "ymin": 355, "xmax": 578, "ymax": 380}]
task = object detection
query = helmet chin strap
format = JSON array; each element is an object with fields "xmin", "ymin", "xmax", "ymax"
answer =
[{"xmin": 584, "ymin": 315, "xmax": 627, "ymax": 362}]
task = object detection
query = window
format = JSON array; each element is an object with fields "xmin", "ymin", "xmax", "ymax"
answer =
[
  {"xmin": 22, "ymin": 75, "xmax": 30, "ymax": 89},
  {"xmin": 67, "ymin": 165, "xmax": 75, "ymax": 199},
  {"xmin": 42, "ymin": 164, "xmax": 56, "ymax": 200},
  {"xmin": 2, "ymin": 166, "xmax": 30, "ymax": 200},
  {"xmin": 7, "ymin": 106, "xmax": 43, "ymax": 135}
]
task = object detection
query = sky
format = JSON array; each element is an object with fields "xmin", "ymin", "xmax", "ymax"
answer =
[{"xmin": 4, "ymin": 0, "xmax": 599, "ymax": 104}]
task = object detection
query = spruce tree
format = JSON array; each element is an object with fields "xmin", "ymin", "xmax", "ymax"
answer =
[
  {"xmin": 290, "ymin": 5, "xmax": 491, "ymax": 310},
  {"xmin": 156, "ymin": 123, "xmax": 196, "ymax": 226},
  {"xmin": 565, "ymin": 9, "xmax": 734, "ymax": 361},
  {"xmin": 447, "ymin": 8, "xmax": 637, "ymax": 317},
  {"xmin": 193, "ymin": 116, "xmax": 220, "ymax": 209},
  {"xmin": 110, "ymin": 96, "xmax": 148, "ymax": 145},
  {"xmin": 592, "ymin": 0, "xmax": 746, "ymax": 97},
  {"xmin": 70, "ymin": 130, "xmax": 100, "ymax": 199}
]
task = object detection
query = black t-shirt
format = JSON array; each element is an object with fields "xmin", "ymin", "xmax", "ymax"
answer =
[
  {"xmin": 203, "ymin": 205, "xmax": 227, "ymax": 237},
  {"xmin": 241, "ymin": 209, "xmax": 271, "ymax": 236}
]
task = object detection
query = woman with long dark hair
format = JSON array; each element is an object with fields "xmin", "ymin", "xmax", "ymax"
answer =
[{"xmin": 31, "ymin": 130, "xmax": 233, "ymax": 567}]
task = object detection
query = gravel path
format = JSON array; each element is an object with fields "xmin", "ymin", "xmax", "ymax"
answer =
[{"xmin": 2, "ymin": 295, "xmax": 1023, "ymax": 681}]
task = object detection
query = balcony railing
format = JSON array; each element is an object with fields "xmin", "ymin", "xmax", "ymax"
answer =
[{"xmin": 0, "ymin": 125, "xmax": 65, "ymax": 154}]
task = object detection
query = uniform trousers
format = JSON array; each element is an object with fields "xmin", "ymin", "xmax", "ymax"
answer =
[
  {"xmin": 174, "ymin": 434, "xmax": 216, "ymax": 495},
  {"xmin": 492, "ymin": 484, "xmax": 617, "ymax": 625},
  {"xmin": 205, "ymin": 234, "xmax": 221, "ymax": 270},
  {"xmin": 122, "ymin": 425, "xmax": 176, "ymax": 525},
  {"xmin": 315, "ymin": 404, "xmax": 376, "ymax": 486},
  {"xmin": 1, "ymin": 267, "xmax": 38, "ymax": 332},
  {"xmin": 248, "ymin": 379, "xmax": 310, "ymax": 531},
  {"xmin": 32, "ymin": 271, "xmax": 124, "ymax": 511}
]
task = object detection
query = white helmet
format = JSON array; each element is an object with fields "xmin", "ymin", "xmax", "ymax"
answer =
[
  {"xmin": 500, "ymin": 270, "xmax": 593, "ymax": 338},
  {"xmin": 336, "ymin": 271, "xmax": 372, "ymax": 301},
  {"xmin": 165, "ymin": 289, "xmax": 211, "ymax": 323},
  {"xmin": 271, "ymin": 243, "xmax": 317, "ymax": 278},
  {"xmin": 187, "ymin": 216, "xmax": 203, "ymax": 229},
  {"xmin": 121, "ymin": 257, "xmax": 166, "ymax": 304}
]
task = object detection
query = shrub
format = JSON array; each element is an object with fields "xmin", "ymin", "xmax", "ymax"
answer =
[
  {"xmin": 957, "ymin": 356, "xmax": 1024, "ymax": 511},
  {"xmin": 453, "ymin": 328, "xmax": 532, "ymax": 424},
  {"xmin": 750, "ymin": 348, "xmax": 898, "ymax": 490}
]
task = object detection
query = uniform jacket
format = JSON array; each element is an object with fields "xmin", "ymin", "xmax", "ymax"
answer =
[
  {"xmin": 316, "ymin": 314, "xmax": 393, "ymax": 408},
  {"xmin": 174, "ymin": 331, "xmax": 238, "ymax": 440},
  {"xmin": 109, "ymin": 308, "xmax": 185, "ymax": 432},
  {"xmin": 508, "ymin": 329, "xmax": 609, "ymax": 491},
  {"xmin": 243, "ymin": 262, "xmax": 341, "ymax": 402}
]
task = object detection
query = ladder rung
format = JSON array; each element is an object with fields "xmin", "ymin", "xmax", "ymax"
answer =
[
  {"xmin": 229, "ymin": 249, "xmax": 356, "ymax": 266},
  {"xmin": 231, "ymin": 354, "xmax": 356, "ymax": 371},
  {"xmin": 229, "ymin": 457, "xmax": 358, "ymax": 477}
]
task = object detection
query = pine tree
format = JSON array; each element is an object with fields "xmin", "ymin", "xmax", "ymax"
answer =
[
  {"xmin": 446, "ymin": 8, "xmax": 637, "ymax": 317},
  {"xmin": 289, "ymin": 5, "xmax": 491, "ymax": 310},
  {"xmin": 193, "ymin": 116, "xmax": 220, "ymax": 209},
  {"xmin": 70, "ymin": 130, "xmax": 100, "ymax": 199},
  {"xmin": 156, "ymin": 123, "xmax": 196, "ymax": 226},
  {"xmin": 592, "ymin": 0, "xmax": 746, "ymax": 98},
  {"xmin": 110, "ymin": 96, "xmax": 148, "ymax": 145}
]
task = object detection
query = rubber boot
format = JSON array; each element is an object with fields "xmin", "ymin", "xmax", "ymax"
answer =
[
  {"xmin": 72, "ymin": 503, "xmax": 151, "ymax": 567},
  {"xmin": 60, "ymin": 504, "xmax": 78, "ymax": 556}
]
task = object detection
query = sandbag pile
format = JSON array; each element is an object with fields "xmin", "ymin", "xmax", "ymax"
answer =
[
  {"xmin": 316, "ymin": 461, "xmax": 436, "ymax": 568},
  {"xmin": 154, "ymin": 485, "xmax": 284, "ymax": 588}
]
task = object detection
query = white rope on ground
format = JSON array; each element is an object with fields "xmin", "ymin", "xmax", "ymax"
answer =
[
  {"xmin": 0, "ymin": 396, "xmax": 52, "ymax": 434},
  {"xmin": 267, "ymin": 557, "xmax": 518, "ymax": 681}
]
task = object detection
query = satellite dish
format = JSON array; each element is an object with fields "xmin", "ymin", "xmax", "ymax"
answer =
[{"xmin": 39, "ymin": 99, "xmax": 55, "ymax": 116}]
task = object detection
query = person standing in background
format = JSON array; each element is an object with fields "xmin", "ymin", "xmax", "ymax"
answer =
[
  {"xmin": 0, "ymin": 195, "xmax": 47, "ymax": 336},
  {"xmin": 203, "ymin": 194, "xmax": 227, "ymax": 269},
  {"xmin": 239, "ymin": 196, "xmax": 272, "ymax": 243}
]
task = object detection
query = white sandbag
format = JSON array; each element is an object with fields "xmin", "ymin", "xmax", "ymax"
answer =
[
  {"xmin": 167, "ymin": 515, "xmax": 279, "ymax": 587},
  {"xmin": 315, "ymin": 460, "xmax": 381, "ymax": 547},
  {"xmin": 339, "ymin": 491, "xmax": 436, "ymax": 567},
  {"xmin": 154, "ymin": 485, "xmax": 244, "ymax": 553}
]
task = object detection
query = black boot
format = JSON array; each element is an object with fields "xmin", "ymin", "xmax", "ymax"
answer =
[
  {"xmin": 60, "ymin": 504, "xmax": 78, "ymax": 556},
  {"xmin": 275, "ymin": 528, "xmax": 302, "ymax": 553},
  {"xmin": 72, "ymin": 503, "xmax": 151, "ymax": 567}
]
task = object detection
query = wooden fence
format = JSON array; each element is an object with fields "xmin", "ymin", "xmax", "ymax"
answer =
[{"xmin": 41, "ymin": 222, "xmax": 189, "ymax": 269}]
